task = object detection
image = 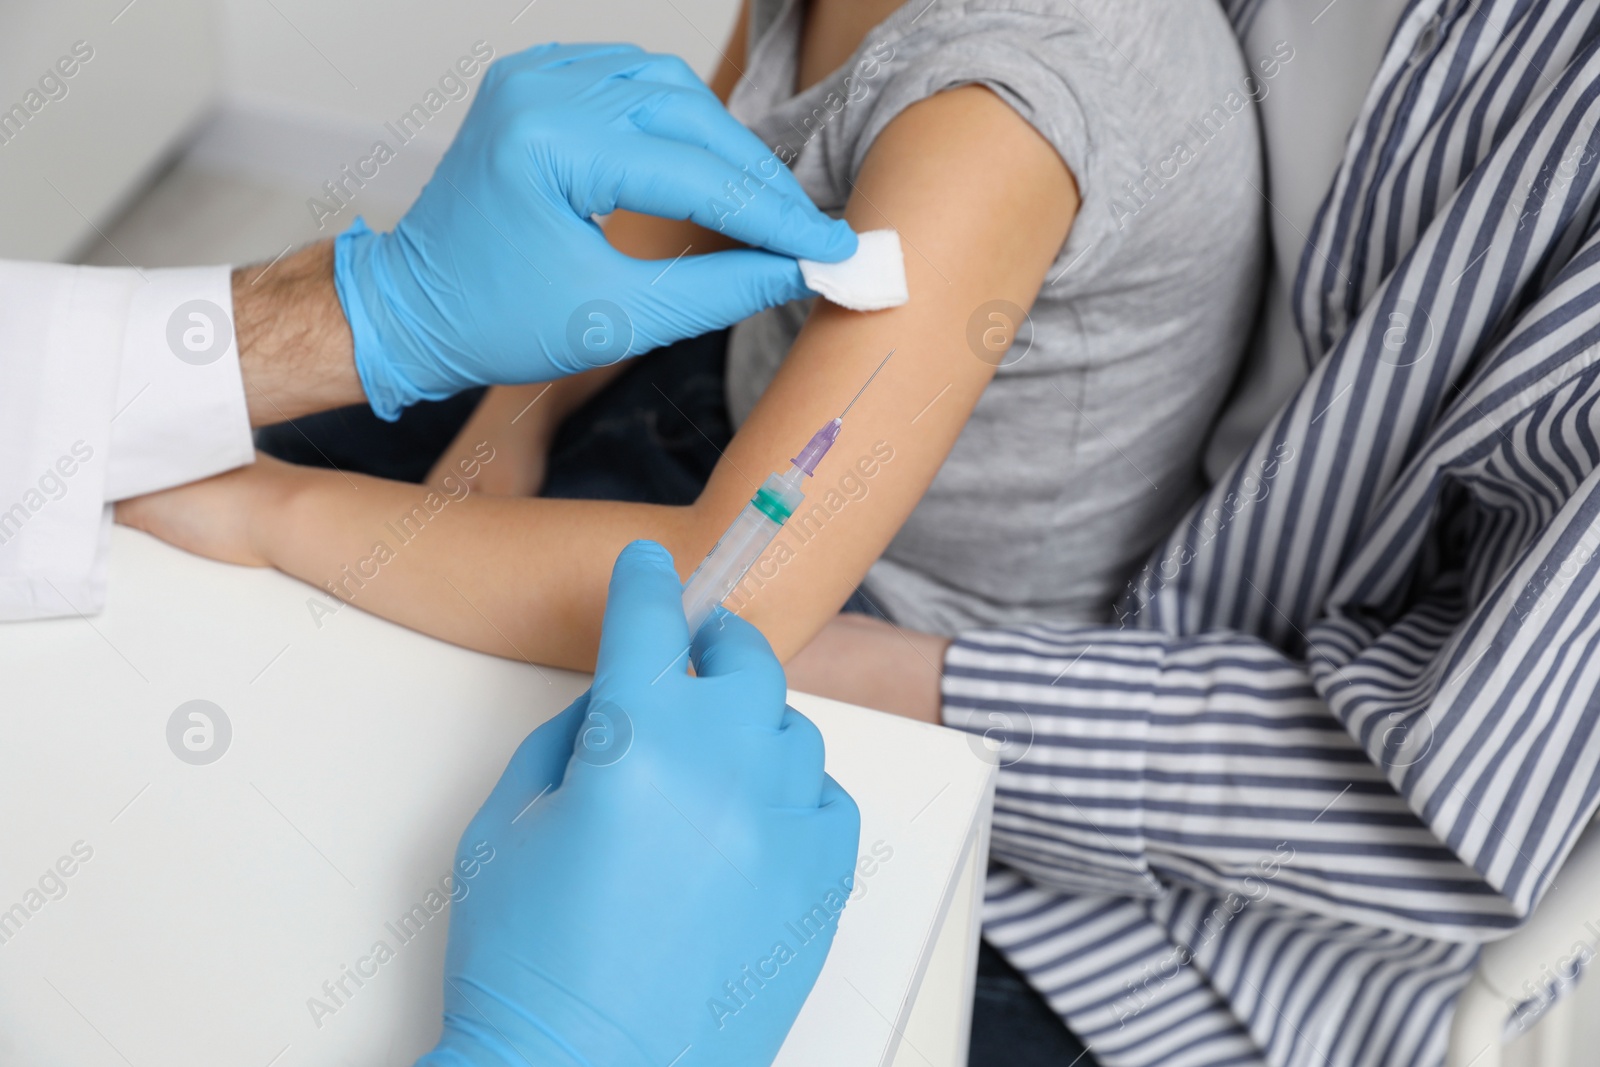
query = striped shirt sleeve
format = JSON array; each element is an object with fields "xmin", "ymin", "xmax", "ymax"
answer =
[{"xmin": 943, "ymin": 626, "xmax": 1523, "ymax": 941}]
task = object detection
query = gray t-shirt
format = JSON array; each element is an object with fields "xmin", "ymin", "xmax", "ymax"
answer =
[{"xmin": 726, "ymin": 0, "xmax": 1266, "ymax": 633}]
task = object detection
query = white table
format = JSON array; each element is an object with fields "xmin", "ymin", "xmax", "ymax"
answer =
[{"xmin": 0, "ymin": 529, "xmax": 994, "ymax": 1067}]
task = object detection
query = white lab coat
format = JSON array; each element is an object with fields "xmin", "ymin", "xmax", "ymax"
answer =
[{"xmin": 0, "ymin": 262, "xmax": 253, "ymax": 620}]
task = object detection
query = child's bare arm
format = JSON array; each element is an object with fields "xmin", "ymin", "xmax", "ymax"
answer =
[
  {"xmin": 425, "ymin": 371, "xmax": 608, "ymax": 496},
  {"xmin": 121, "ymin": 85, "xmax": 1078, "ymax": 670},
  {"xmin": 704, "ymin": 84, "xmax": 1080, "ymax": 640}
]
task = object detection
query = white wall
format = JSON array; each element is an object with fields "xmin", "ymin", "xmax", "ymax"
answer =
[
  {"xmin": 217, "ymin": 0, "xmax": 740, "ymax": 125},
  {"xmin": 201, "ymin": 0, "xmax": 743, "ymax": 245},
  {"xmin": 0, "ymin": 0, "xmax": 218, "ymax": 260},
  {"xmin": 0, "ymin": 0, "xmax": 740, "ymax": 261}
]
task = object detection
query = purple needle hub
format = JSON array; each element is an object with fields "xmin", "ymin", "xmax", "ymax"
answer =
[{"xmin": 792, "ymin": 418, "xmax": 842, "ymax": 475}]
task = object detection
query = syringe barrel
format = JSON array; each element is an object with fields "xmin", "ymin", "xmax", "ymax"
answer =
[{"xmin": 681, "ymin": 470, "xmax": 805, "ymax": 636}]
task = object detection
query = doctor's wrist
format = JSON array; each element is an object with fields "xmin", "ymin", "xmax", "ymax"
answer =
[{"xmin": 233, "ymin": 240, "xmax": 366, "ymax": 427}]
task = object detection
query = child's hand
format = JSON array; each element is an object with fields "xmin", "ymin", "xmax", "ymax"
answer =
[{"xmin": 115, "ymin": 454, "xmax": 299, "ymax": 567}]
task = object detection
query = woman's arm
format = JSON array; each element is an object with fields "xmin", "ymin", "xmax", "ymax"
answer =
[
  {"xmin": 787, "ymin": 613, "xmax": 950, "ymax": 721},
  {"xmin": 122, "ymin": 85, "xmax": 1078, "ymax": 670}
]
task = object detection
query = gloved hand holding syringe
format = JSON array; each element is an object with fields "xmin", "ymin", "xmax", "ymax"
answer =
[{"xmin": 682, "ymin": 349, "xmax": 896, "ymax": 635}]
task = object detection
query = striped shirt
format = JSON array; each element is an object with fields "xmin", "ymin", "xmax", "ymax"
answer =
[{"xmin": 942, "ymin": 2, "xmax": 1600, "ymax": 1064}]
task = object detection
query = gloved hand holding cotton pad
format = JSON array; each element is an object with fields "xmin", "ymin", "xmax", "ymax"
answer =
[{"xmin": 798, "ymin": 229, "xmax": 909, "ymax": 311}]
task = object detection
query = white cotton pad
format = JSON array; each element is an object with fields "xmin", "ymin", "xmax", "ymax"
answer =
[{"xmin": 798, "ymin": 229, "xmax": 909, "ymax": 311}]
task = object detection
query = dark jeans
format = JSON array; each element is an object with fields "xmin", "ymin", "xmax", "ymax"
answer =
[
  {"xmin": 972, "ymin": 941, "xmax": 1100, "ymax": 1066},
  {"xmin": 259, "ymin": 334, "xmax": 1094, "ymax": 1066}
]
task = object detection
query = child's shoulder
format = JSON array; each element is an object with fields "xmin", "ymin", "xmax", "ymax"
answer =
[
  {"xmin": 740, "ymin": 0, "xmax": 1262, "ymax": 260},
  {"xmin": 849, "ymin": 0, "xmax": 1265, "ymax": 312}
]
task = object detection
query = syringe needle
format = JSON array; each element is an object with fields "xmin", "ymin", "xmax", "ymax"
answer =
[{"xmin": 839, "ymin": 348, "xmax": 896, "ymax": 420}]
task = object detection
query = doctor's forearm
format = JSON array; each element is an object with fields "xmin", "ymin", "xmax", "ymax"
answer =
[{"xmin": 232, "ymin": 241, "xmax": 366, "ymax": 426}]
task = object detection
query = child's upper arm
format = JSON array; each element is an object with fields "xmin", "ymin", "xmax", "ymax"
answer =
[{"xmin": 688, "ymin": 84, "xmax": 1080, "ymax": 657}]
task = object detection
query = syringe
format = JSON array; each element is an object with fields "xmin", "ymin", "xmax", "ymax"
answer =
[{"xmin": 681, "ymin": 349, "xmax": 895, "ymax": 636}]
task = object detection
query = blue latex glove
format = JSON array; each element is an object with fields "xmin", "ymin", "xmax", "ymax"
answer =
[
  {"xmin": 418, "ymin": 541, "xmax": 862, "ymax": 1067},
  {"xmin": 337, "ymin": 42, "xmax": 857, "ymax": 420}
]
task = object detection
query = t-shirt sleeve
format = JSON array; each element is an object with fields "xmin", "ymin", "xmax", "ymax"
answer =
[{"xmin": 849, "ymin": 8, "xmax": 1148, "ymax": 274}]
